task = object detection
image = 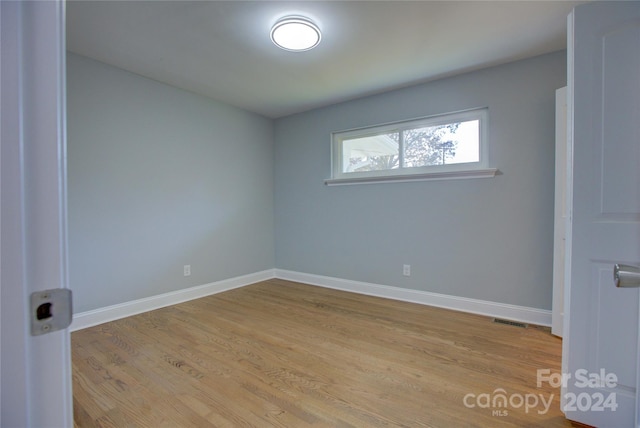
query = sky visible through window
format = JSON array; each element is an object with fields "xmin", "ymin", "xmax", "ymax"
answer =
[{"xmin": 443, "ymin": 120, "xmax": 479, "ymax": 164}]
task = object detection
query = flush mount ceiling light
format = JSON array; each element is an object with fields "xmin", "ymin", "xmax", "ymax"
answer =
[{"xmin": 270, "ymin": 16, "xmax": 321, "ymax": 52}]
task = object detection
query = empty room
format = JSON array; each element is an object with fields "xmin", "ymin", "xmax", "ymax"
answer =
[{"xmin": 2, "ymin": 1, "xmax": 639, "ymax": 427}]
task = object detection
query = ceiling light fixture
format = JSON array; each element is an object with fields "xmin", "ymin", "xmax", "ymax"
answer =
[{"xmin": 270, "ymin": 16, "xmax": 321, "ymax": 52}]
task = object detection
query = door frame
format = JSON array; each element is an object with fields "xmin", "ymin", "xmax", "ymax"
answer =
[
  {"xmin": 552, "ymin": 86, "xmax": 568, "ymax": 337},
  {"xmin": 1, "ymin": 1, "xmax": 73, "ymax": 426}
]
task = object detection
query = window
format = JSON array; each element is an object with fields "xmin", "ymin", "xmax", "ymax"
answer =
[{"xmin": 327, "ymin": 108, "xmax": 497, "ymax": 185}]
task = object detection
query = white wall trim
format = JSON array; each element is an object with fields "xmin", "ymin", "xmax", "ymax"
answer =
[
  {"xmin": 71, "ymin": 268, "xmax": 551, "ymax": 332},
  {"xmin": 70, "ymin": 269, "xmax": 276, "ymax": 331},
  {"xmin": 275, "ymin": 269, "xmax": 552, "ymax": 327}
]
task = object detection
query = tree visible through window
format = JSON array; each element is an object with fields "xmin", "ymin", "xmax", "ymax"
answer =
[{"xmin": 331, "ymin": 108, "xmax": 488, "ymax": 182}]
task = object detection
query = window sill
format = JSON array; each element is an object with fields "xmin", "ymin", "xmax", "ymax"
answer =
[{"xmin": 324, "ymin": 168, "xmax": 499, "ymax": 186}]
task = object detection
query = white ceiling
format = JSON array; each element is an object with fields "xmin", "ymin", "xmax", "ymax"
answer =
[{"xmin": 66, "ymin": 1, "xmax": 584, "ymax": 118}]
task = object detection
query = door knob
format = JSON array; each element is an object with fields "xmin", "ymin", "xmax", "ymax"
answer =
[{"xmin": 614, "ymin": 264, "xmax": 640, "ymax": 288}]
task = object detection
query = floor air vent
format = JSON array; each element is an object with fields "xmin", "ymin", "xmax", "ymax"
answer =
[{"xmin": 493, "ymin": 318, "xmax": 528, "ymax": 328}]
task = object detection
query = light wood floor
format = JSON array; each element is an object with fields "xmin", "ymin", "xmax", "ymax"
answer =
[{"xmin": 72, "ymin": 279, "xmax": 573, "ymax": 427}]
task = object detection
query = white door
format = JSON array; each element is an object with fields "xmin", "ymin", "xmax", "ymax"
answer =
[
  {"xmin": 0, "ymin": 1, "xmax": 72, "ymax": 426},
  {"xmin": 562, "ymin": 2, "xmax": 640, "ymax": 427}
]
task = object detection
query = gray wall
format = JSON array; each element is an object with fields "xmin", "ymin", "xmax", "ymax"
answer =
[
  {"xmin": 67, "ymin": 53, "xmax": 275, "ymax": 313},
  {"xmin": 69, "ymin": 51, "xmax": 565, "ymax": 314},
  {"xmin": 274, "ymin": 51, "xmax": 566, "ymax": 310}
]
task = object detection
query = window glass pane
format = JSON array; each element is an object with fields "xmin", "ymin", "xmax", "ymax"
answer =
[
  {"xmin": 342, "ymin": 133, "xmax": 400, "ymax": 172},
  {"xmin": 403, "ymin": 120, "xmax": 479, "ymax": 167}
]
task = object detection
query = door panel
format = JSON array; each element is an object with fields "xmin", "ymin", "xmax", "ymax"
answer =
[
  {"xmin": 590, "ymin": 263, "xmax": 638, "ymax": 383},
  {"xmin": 564, "ymin": 2, "xmax": 640, "ymax": 427},
  {"xmin": 601, "ymin": 24, "xmax": 640, "ymax": 217}
]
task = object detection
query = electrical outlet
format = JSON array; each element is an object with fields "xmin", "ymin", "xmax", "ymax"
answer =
[
  {"xmin": 183, "ymin": 265, "xmax": 191, "ymax": 277},
  {"xmin": 403, "ymin": 264, "xmax": 411, "ymax": 277}
]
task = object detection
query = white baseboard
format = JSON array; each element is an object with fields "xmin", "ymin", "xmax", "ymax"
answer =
[
  {"xmin": 70, "ymin": 269, "xmax": 276, "ymax": 331},
  {"xmin": 275, "ymin": 269, "xmax": 552, "ymax": 327},
  {"xmin": 71, "ymin": 268, "xmax": 551, "ymax": 332}
]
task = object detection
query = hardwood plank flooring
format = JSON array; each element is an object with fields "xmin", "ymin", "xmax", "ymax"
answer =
[{"xmin": 72, "ymin": 279, "xmax": 572, "ymax": 427}]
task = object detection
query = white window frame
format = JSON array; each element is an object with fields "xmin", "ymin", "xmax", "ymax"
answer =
[{"xmin": 326, "ymin": 108, "xmax": 497, "ymax": 186}]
